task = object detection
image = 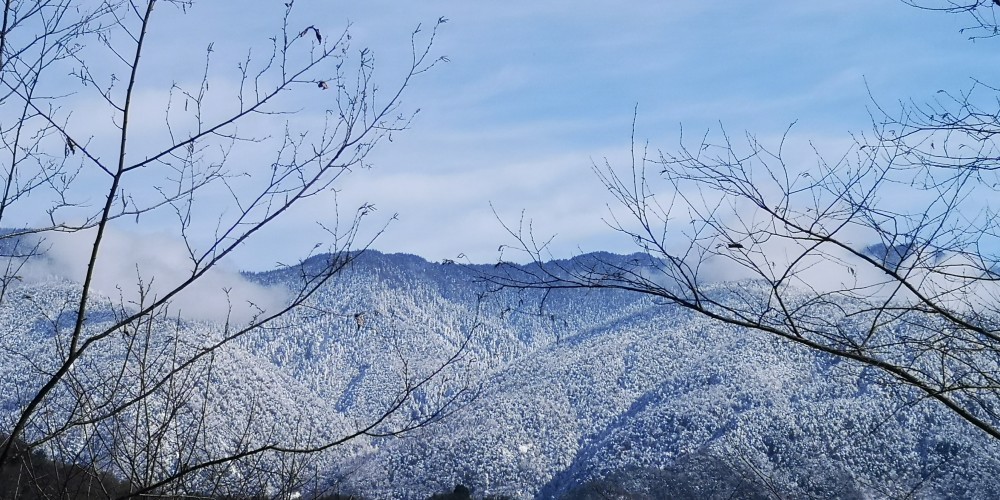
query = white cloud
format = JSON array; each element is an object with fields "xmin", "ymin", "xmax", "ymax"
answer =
[{"xmin": 24, "ymin": 227, "xmax": 290, "ymax": 324}]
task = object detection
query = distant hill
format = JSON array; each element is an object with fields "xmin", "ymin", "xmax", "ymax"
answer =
[{"xmin": 1, "ymin": 249, "xmax": 998, "ymax": 498}]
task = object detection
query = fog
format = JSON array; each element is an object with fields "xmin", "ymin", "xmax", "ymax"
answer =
[{"xmin": 23, "ymin": 227, "xmax": 289, "ymax": 324}]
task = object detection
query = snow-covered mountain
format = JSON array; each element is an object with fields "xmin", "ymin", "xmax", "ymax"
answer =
[{"xmin": 2, "ymin": 250, "xmax": 999, "ymax": 498}]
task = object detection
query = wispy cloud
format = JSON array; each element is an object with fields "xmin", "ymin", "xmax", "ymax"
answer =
[
  {"xmin": 20, "ymin": 1, "xmax": 1000, "ymax": 269},
  {"xmin": 24, "ymin": 227, "xmax": 289, "ymax": 324}
]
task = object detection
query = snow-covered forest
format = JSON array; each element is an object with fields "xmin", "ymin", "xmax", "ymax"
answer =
[{"xmin": 3, "ymin": 250, "xmax": 998, "ymax": 498}]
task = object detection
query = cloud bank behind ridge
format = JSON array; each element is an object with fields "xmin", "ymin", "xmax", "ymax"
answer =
[{"xmin": 23, "ymin": 228, "xmax": 289, "ymax": 324}]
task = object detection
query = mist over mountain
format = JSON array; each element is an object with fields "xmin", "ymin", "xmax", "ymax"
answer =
[{"xmin": 2, "ymin": 249, "xmax": 998, "ymax": 498}]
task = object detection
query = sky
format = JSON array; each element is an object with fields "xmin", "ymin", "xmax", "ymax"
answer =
[
  {"xmin": 237, "ymin": 0, "xmax": 998, "ymax": 268},
  {"xmin": 22, "ymin": 1, "xmax": 1000, "ymax": 275}
]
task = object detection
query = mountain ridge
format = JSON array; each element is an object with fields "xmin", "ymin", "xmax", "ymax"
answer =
[{"xmin": 1, "ymin": 248, "xmax": 998, "ymax": 498}]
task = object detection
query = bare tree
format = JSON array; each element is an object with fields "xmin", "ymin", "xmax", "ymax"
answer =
[
  {"xmin": 489, "ymin": 4, "xmax": 1000, "ymax": 442},
  {"xmin": 0, "ymin": 1, "xmax": 468, "ymax": 497},
  {"xmin": 901, "ymin": 0, "xmax": 1000, "ymax": 39}
]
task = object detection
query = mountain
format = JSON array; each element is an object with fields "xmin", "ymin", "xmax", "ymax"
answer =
[{"xmin": 2, "ymin": 250, "xmax": 999, "ymax": 498}]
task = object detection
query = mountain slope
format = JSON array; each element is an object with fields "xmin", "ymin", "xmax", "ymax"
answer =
[{"xmin": 2, "ymin": 250, "xmax": 999, "ymax": 498}]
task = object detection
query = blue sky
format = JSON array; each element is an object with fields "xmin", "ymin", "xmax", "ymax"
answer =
[
  {"xmin": 52, "ymin": 1, "xmax": 1000, "ymax": 269},
  {"xmin": 295, "ymin": 1, "xmax": 999, "ymax": 265}
]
